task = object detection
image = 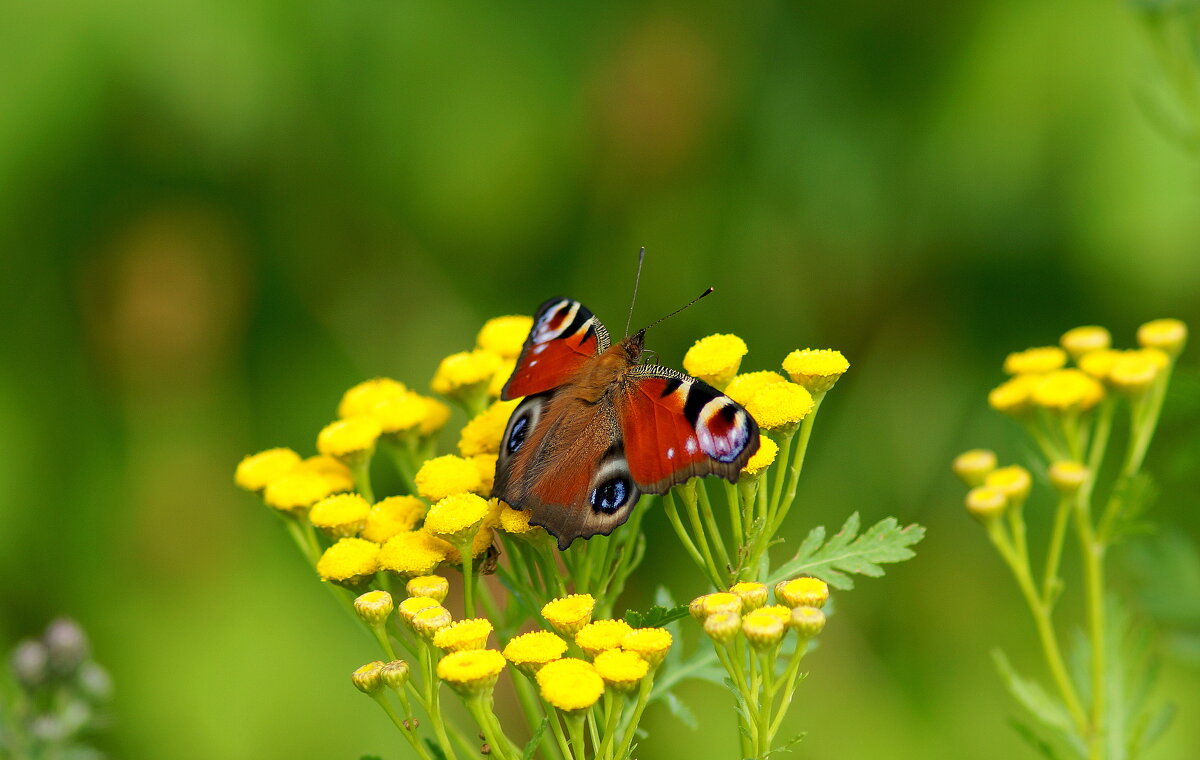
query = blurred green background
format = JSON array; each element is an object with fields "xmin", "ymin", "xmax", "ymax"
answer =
[{"xmin": 2, "ymin": 0, "xmax": 1198, "ymax": 757}]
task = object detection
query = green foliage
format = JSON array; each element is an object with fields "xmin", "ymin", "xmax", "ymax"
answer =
[
  {"xmin": 521, "ymin": 719, "xmax": 549, "ymax": 760},
  {"xmin": 766, "ymin": 513, "xmax": 926, "ymax": 589},
  {"xmin": 623, "ymin": 603, "xmax": 691, "ymax": 629},
  {"xmin": 992, "ymin": 650, "xmax": 1076, "ymax": 735}
]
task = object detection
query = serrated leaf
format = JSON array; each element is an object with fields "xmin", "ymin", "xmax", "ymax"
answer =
[
  {"xmin": 767, "ymin": 513, "xmax": 925, "ymax": 589},
  {"xmin": 992, "ymin": 650, "xmax": 1074, "ymax": 733},
  {"xmin": 664, "ymin": 691, "xmax": 699, "ymax": 730},
  {"xmin": 622, "ymin": 603, "xmax": 690, "ymax": 629},
  {"xmin": 521, "ymin": 718, "xmax": 549, "ymax": 760}
]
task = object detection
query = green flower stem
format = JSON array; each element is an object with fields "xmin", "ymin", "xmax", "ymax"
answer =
[
  {"xmin": 1073, "ymin": 495, "xmax": 1107, "ymax": 759},
  {"xmin": 350, "ymin": 454, "xmax": 375, "ymax": 503},
  {"xmin": 369, "ymin": 622, "xmax": 397, "ymax": 660},
  {"xmin": 722, "ymin": 480, "xmax": 745, "ymax": 550},
  {"xmin": 511, "ymin": 678, "xmax": 563, "ymax": 760},
  {"xmin": 370, "ymin": 692, "xmax": 434, "ymax": 760},
  {"xmin": 532, "ymin": 542, "xmax": 568, "ymax": 597},
  {"xmin": 383, "ymin": 440, "xmax": 418, "ymax": 496},
  {"xmin": 769, "ymin": 394, "xmax": 825, "ymax": 538},
  {"xmin": 1021, "ymin": 418, "xmax": 1066, "ymax": 462},
  {"xmin": 586, "ymin": 705, "xmax": 602, "ymax": 750},
  {"xmin": 1006, "ymin": 495, "xmax": 1030, "ymax": 572},
  {"xmin": 595, "ymin": 691, "xmax": 624, "ymax": 760},
  {"xmin": 565, "ymin": 711, "xmax": 588, "ymax": 760},
  {"xmin": 663, "ymin": 492, "xmax": 722, "ymax": 588},
  {"xmin": 539, "ymin": 697, "xmax": 575, "ymax": 760},
  {"xmin": 696, "ymin": 481, "xmax": 732, "ymax": 577},
  {"xmin": 420, "ymin": 646, "xmax": 460, "ymax": 760},
  {"xmin": 755, "ymin": 649, "xmax": 776, "ymax": 758},
  {"xmin": 615, "ymin": 671, "xmax": 656, "ymax": 760},
  {"xmin": 680, "ymin": 484, "xmax": 729, "ymax": 588},
  {"xmin": 1041, "ymin": 494, "xmax": 1073, "ymax": 606},
  {"xmin": 458, "ymin": 540, "xmax": 477, "ymax": 618},
  {"xmin": 767, "ymin": 640, "xmax": 809, "ymax": 742},
  {"xmin": 282, "ymin": 515, "xmax": 318, "ymax": 564},
  {"xmin": 466, "ymin": 695, "xmax": 516, "ymax": 760},
  {"xmin": 767, "ymin": 424, "xmax": 798, "ymax": 515}
]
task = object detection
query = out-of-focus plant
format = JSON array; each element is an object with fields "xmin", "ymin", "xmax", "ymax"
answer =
[
  {"xmin": 1, "ymin": 618, "xmax": 113, "ymax": 760},
  {"xmin": 1130, "ymin": 0, "xmax": 1200, "ymax": 160},
  {"xmin": 954, "ymin": 318, "xmax": 1188, "ymax": 760}
]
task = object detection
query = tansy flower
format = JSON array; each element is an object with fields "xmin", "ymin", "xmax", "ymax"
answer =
[
  {"xmin": 235, "ymin": 448, "xmax": 301, "ymax": 491},
  {"xmin": 370, "ymin": 392, "xmax": 431, "ymax": 435},
  {"xmin": 418, "ymin": 397, "xmax": 452, "ymax": 436},
  {"xmin": 757, "ymin": 605, "xmax": 792, "ymax": 626},
  {"xmin": 380, "ymin": 660, "xmax": 410, "ymax": 690},
  {"xmin": 437, "ymin": 649, "xmax": 506, "ymax": 696},
  {"xmin": 459, "ymin": 399, "xmax": 520, "ymax": 457},
  {"xmin": 1003, "ymin": 346, "xmax": 1067, "ymax": 376},
  {"xmin": 351, "ymin": 661, "xmax": 385, "ymax": 695},
  {"xmin": 700, "ymin": 592, "xmax": 742, "ymax": 618},
  {"xmin": 406, "ymin": 575, "xmax": 449, "ymax": 603},
  {"xmin": 264, "ymin": 471, "xmax": 337, "ymax": 513},
  {"xmin": 783, "ymin": 348, "xmax": 850, "ymax": 394},
  {"xmin": 1031, "ymin": 369, "xmax": 1104, "ymax": 412},
  {"xmin": 415, "ymin": 455, "xmax": 483, "ymax": 502},
  {"xmin": 444, "ymin": 524, "xmax": 496, "ymax": 564},
  {"xmin": 498, "ymin": 503, "xmax": 538, "ymax": 535},
  {"xmin": 542, "ymin": 594, "xmax": 595, "ymax": 636},
  {"xmin": 536, "ymin": 659, "xmax": 604, "ymax": 712},
  {"xmin": 309, "ymin": 493, "xmax": 371, "ymax": 538},
  {"xmin": 965, "ymin": 486, "xmax": 1007, "ymax": 521},
  {"xmin": 725, "ymin": 371, "xmax": 786, "ymax": 407},
  {"xmin": 477, "ymin": 315, "xmax": 533, "ymax": 359},
  {"xmin": 740, "ymin": 435, "xmax": 777, "ymax": 478},
  {"xmin": 296, "ymin": 455, "xmax": 355, "ymax": 492},
  {"xmin": 424, "ymin": 493, "xmax": 490, "ymax": 543},
  {"xmin": 317, "ymin": 538, "xmax": 379, "ymax": 586},
  {"xmin": 1060, "ymin": 326, "xmax": 1111, "ymax": 360},
  {"xmin": 1079, "ymin": 349, "xmax": 1120, "ymax": 380},
  {"xmin": 433, "ymin": 618, "xmax": 493, "ymax": 652},
  {"xmin": 317, "ymin": 416, "xmax": 382, "ymax": 461},
  {"xmin": 1049, "ymin": 461, "xmax": 1089, "ymax": 495},
  {"xmin": 776, "ymin": 577, "xmax": 829, "ymax": 609},
  {"xmin": 987, "ymin": 375, "xmax": 1040, "ymax": 417},
  {"xmin": 703, "ymin": 611, "xmax": 741, "ymax": 643},
  {"xmin": 953, "ymin": 449, "xmax": 997, "ymax": 487},
  {"xmin": 361, "ymin": 496, "xmax": 427, "ymax": 543},
  {"xmin": 745, "ymin": 381, "xmax": 814, "ymax": 432},
  {"xmin": 468, "ymin": 454, "xmax": 497, "ymax": 497},
  {"xmin": 411, "ymin": 606, "xmax": 452, "ymax": 638},
  {"xmin": 489, "ymin": 358, "xmax": 517, "ymax": 398},
  {"xmin": 729, "ymin": 581, "xmax": 768, "ymax": 611},
  {"xmin": 398, "ymin": 596, "xmax": 441, "ymax": 623},
  {"xmin": 683, "ymin": 334, "xmax": 748, "ymax": 389},
  {"xmin": 378, "ymin": 531, "xmax": 452, "ymax": 577},
  {"xmin": 338, "ymin": 378, "xmax": 407, "ymax": 419},
  {"xmin": 575, "ymin": 620, "xmax": 634, "ymax": 658},
  {"xmin": 789, "ymin": 606, "xmax": 827, "ymax": 637},
  {"xmin": 985, "ymin": 465, "xmax": 1032, "ymax": 502},
  {"xmin": 594, "ymin": 649, "xmax": 649, "ymax": 693},
  {"xmin": 503, "ymin": 631, "xmax": 568, "ymax": 675},
  {"xmin": 431, "ymin": 350, "xmax": 503, "ymax": 398},
  {"xmin": 353, "ymin": 590, "xmax": 394, "ymax": 626},
  {"xmin": 621, "ymin": 628, "xmax": 672, "ymax": 666},
  {"xmin": 1137, "ymin": 318, "xmax": 1187, "ymax": 357},
  {"xmin": 742, "ymin": 609, "xmax": 786, "ymax": 649},
  {"xmin": 1109, "ymin": 349, "xmax": 1170, "ymax": 394}
]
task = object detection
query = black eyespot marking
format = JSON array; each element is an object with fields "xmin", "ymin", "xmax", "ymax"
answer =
[
  {"xmin": 507, "ymin": 415, "xmax": 530, "ymax": 454},
  {"xmin": 590, "ymin": 476, "xmax": 629, "ymax": 514}
]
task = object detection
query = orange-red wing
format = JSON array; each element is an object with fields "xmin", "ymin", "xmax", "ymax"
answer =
[
  {"xmin": 617, "ymin": 369, "xmax": 760, "ymax": 493},
  {"xmin": 501, "ymin": 298, "xmax": 610, "ymax": 400}
]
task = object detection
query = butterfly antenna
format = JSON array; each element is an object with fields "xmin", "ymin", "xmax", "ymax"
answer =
[
  {"xmin": 624, "ymin": 247, "xmax": 647, "ymax": 337},
  {"xmin": 637, "ymin": 287, "xmax": 714, "ymax": 335}
]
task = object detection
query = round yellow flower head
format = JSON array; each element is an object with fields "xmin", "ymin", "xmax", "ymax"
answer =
[
  {"xmin": 1032, "ymin": 370, "xmax": 1105, "ymax": 412},
  {"xmin": 725, "ymin": 371, "xmax": 786, "ymax": 407},
  {"xmin": 424, "ymin": 493, "xmax": 490, "ymax": 542},
  {"xmin": 782, "ymin": 348, "xmax": 850, "ymax": 394},
  {"xmin": 984, "ymin": 465, "xmax": 1032, "ymax": 502},
  {"xmin": 740, "ymin": 435, "xmax": 777, "ymax": 478},
  {"xmin": 703, "ymin": 611, "xmax": 741, "ymax": 643},
  {"xmin": 742, "ymin": 609, "xmax": 786, "ymax": 649},
  {"xmin": 398, "ymin": 596, "xmax": 441, "ymax": 624},
  {"xmin": 477, "ymin": 315, "xmax": 534, "ymax": 359},
  {"xmin": 744, "ymin": 381, "xmax": 814, "ymax": 432},
  {"xmin": 1060, "ymin": 326, "xmax": 1112, "ymax": 361},
  {"xmin": 1049, "ymin": 461, "xmax": 1089, "ymax": 495},
  {"xmin": 594, "ymin": 649, "xmax": 649, "ymax": 693},
  {"xmin": 411, "ymin": 606, "xmax": 453, "ymax": 639},
  {"xmin": 370, "ymin": 391, "xmax": 430, "ymax": 435},
  {"xmin": 309, "ymin": 493, "xmax": 371, "ymax": 538},
  {"xmin": 987, "ymin": 375, "xmax": 1040, "ymax": 417},
  {"xmin": 338, "ymin": 378, "xmax": 407, "ymax": 419},
  {"xmin": 361, "ymin": 496, "xmax": 427, "ymax": 543},
  {"xmin": 351, "ymin": 661, "xmax": 385, "ymax": 695},
  {"xmin": 498, "ymin": 503, "xmax": 540, "ymax": 536},
  {"xmin": 419, "ymin": 397, "xmax": 452, "ymax": 436},
  {"xmin": 701, "ymin": 592, "xmax": 743, "ymax": 618},
  {"xmin": 1109, "ymin": 349, "xmax": 1170, "ymax": 395},
  {"xmin": 489, "ymin": 358, "xmax": 517, "ymax": 398},
  {"xmin": 757, "ymin": 604, "xmax": 792, "ymax": 626},
  {"xmin": 317, "ymin": 538, "xmax": 379, "ymax": 586},
  {"xmin": 1003, "ymin": 346, "xmax": 1068, "ymax": 376},
  {"xmin": 437, "ymin": 649, "xmax": 506, "ymax": 696},
  {"xmin": 575, "ymin": 619, "xmax": 634, "ymax": 658},
  {"xmin": 683, "ymin": 334, "xmax": 749, "ymax": 389},
  {"xmin": 263, "ymin": 471, "xmax": 337, "ymax": 513},
  {"xmin": 317, "ymin": 416, "xmax": 382, "ymax": 460},
  {"xmin": 541, "ymin": 594, "xmax": 596, "ymax": 637},
  {"xmin": 689, "ymin": 595, "xmax": 711, "ymax": 621},
  {"xmin": 415, "ymin": 455, "xmax": 483, "ymax": 502},
  {"xmin": 729, "ymin": 581, "xmax": 769, "ymax": 611},
  {"xmin": 965, "ymin": 486, "xmax": 1007, "ymax": 521},
  {"xmin": 433, "ymin": 618, "xmax": 494, "ymax": 652},
  {"xmin": 536, "ymin": 658, "xmax": 604, "ymax": 712},
  {"xmin": 1079, "ymin": 349, "xmax": 1120, "ymax": 380},
  {"xmin": 621, "ymin": 628, "xmax": 672, "ymax": 666},
  {"xmin": 353, "ymin": 590, "xmax": 394, "ymax": 626},
  {"xmin": 380, "ymin": 659, "xmax": 410, "ymax": 690},
  {"xmin": 503, "ymin": 631, "xmax": 568, "ymax": 676},
  {"xmin": 431, "ymin": 350, "xmax": 503, "ymax": 397},
  {"xmin": 1137, "ymin": 318, "xmax": 1187, "ymax": 357},
  {"xmin": 469, "ymin": 454, "xmax": 498, "ymax": 497},
  {"xmin": 297, "ymin": 455, "xmax": 355, "ymax": 492},
  {"xmin": 953, "ymin": 449, "xmax": 998, "ymax": 487},
  {"xmin": 459, "ymin": 399, "xmax": 520, "ymax": 457},
  {"xmin": 235, "ymin": 448, "xmax": 301, "ymax": 491},
  {"xmin": 788, "ymin": 606, "xmax": 827, "ymax": 637},
  {"xmin": 406, "ymin": 575, "xmax": 449, "ymax": 603},
  {"xmin": 378, "ymin": 531, "xmax": 452, "ymax": 577},
  {"xmin": 776, "ymin": 577, "xmax": 829, "ymax": 609}
]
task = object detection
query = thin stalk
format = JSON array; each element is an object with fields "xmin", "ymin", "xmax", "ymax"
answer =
[
  {"xmin": 565, "ymin": 712, "xmax": 587, "ymax": 760},
  {"xmin": 1074, "ymin": 497, "xmax": 1106, "ymax": 759},
  {"xmin": 767, "ymin": 640, "xmax": 809, "ymax": 741},
  {"xmin": 1041, "ymin": 495, "xmax": 1073, "ymax": 606},
  {"xmin": 681, "ymin": 485, "xmax": 728, "ymax": 588},
  {"xmin": 615, "ymin": 673, "xmax": 655, "ymax": 760},
  {"xmin": 663, "ymin": 492, "xmax": 721, "ymax": 588},
  {"xmin": 371, "ymin": 693, "xmax": 434, "ymax": 760},
  {"xmin": 769, "ymin": 394, "xmax": 825, "ymax": 536},
  {"xmin": 466, "ymin": 696, "xmax": 516, "ymax": 760},
  {"xmin": 696, "ymin": 481, "xmax": 732, "ymax": 575}
]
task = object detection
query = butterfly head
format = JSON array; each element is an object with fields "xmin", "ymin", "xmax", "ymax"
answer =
[{"xmin": 619, "ymin": 330, "xmax": 647, "ymax": 365}]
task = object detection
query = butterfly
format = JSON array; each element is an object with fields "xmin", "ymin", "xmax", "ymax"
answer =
[{"xmin": 492, "ymin": 296, "xmax": 761, "ymax": 549}]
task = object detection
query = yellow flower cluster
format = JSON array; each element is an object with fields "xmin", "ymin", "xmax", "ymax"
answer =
[{"xmin": 692, "ymin": 578, "xmax": 829, "ymax": 648}]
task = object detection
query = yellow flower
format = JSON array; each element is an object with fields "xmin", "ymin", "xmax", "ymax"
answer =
[
  {"xmin": 542, "ymin": 594, "xmax": 596, "ymax": 636},
  {"xmin": 620, "ymin": 628, "xmax": 672, "ymax": 666},
  {"xmin": 965, "ymin": 486, "xmax": 1007, "ymax": 521},
  {"xmin": 398, "ymin": 596, "xmax": 441, "ymax": 623},
  {"xmin": 987, "ymin": 374, "xmax": 1040, "ymax": 417},
  {"xmin": 296, "ymin": 455, "xmax": 355, "ymax": 492},
  {"xmin": 537, "ymin": 659, "xmax": 604, "ymax": 712},
  {"xmin": 433, "ymin": 618, "xmax": 494, "ymax": 652},
  {"xmin": 1137, "ymin": 318, "xmax": 1187, "ymax": 357},
  {"xmin": 1079, "ymin": 349, "xmax": 1120, "ymax": 380},
  {"xmin": 700, "ymin": 592, "xmax": 743, "ymax": 618},
  {"xmin": 370, "ymin": 391, "xmax": 431, "ymax": 435},
  {"xmin": 742, "ymin": 609, "xmax": 786, "ymax": 649},
  {"xmin": 952, "ymin": 449, "xmax": 997, "ymax": 487},
  {"xmin": 1109, "ymin": 349, "xmax": 1170, "ymax": 394},
  {"xmin": 1060, "ymin": 326, "xmax": 1111, "ymax": 361},
  {"xmin": 1003, "ymin": 346, "xmax": 1067, "ymax": 376},
  {"xmin": 444, "ymin": 525, "xmax": 497, "ymax": 564},
  {"xmin": 740, "ymin": 435, "xmax": 777, "ymax": 478},
  {"xmin": 415, "ymin": 455, "xmax": 483, "ymax": 502},
  {"xmin": 459, "ymin": 400, "xmax": 520, "ymax": 457},
  {"xmin": 503, "ymin": 631, "xmax": 568, "ymax": 675},
  {"xmin": 469, "ymin": 454, "xmax": 497, "ymax": 497},
  {"xmin": 744, "ymin": 381, "xmax": 814, "ymax": 432},
  {"xmin": 788, "ymin": 606, "xmax": 827, "ymax": 637},
  {"xmin": 406, "ymin": 575, "xmax": 449, "ymax": 603},
  {"xmin": 431, "ymin": 350, "xmax": 503, "ymax": 398},
  {"xmin": 683, "ymin": 334, "xmax": 748, "ymax": 388},
  {"xmin": 782, "ymin": 348, "xmax": 850, "ymax": 394},
  {"xmin": 263, "ymin": 471, "xmax": 337, "ymax": 513},
  {"xmin": 1031, "ymin": 369, "xmax": 1105, "ymax": 412},
  {"xmin": 985, "ymin": 465, "xmax": 1032, "ymax": 502},
  {"xmin": 489, "ymin": 358, "xmax": 517, "ymax": 398},
  {"xmin": 378, "ymin": 531, "xmax": 452, "ymax": 577},
  {"xmin": 361, "ymin": 496, "xmax": 427, "ymax": 543},
  {"xmin": 316, "ymin": 538, "xmax": 379, "ymax": 585},
  {"xmin": 353, "ymin": 590, "xmax": 394, "ymax": 626},
  {"xmin": 703, "ymin": 611, "xmax": 741, "ymax": 643},
  {"xmin": 776, "ymin": 577, "xmax": 829, "ymax": 609},
  {"xmin": 309, "ymin": 493, "xmax": 371, "ymax": 537},
  {"xmin": 575, "ymin": 620, "xmax": 634, "ymax": 658},
  {"xmin": 338, "ymin": 378, "xmax": 407, "ymax": 419},
  {"xmin": 729, "ymin": 582, "xmax": 768, "ymax": 611},
  {"xmin": 317, "ymin": 416, "xmax": 382, "ymax": 460},
  {"xmin": 424, "ymin": 493, "xmax": 490, "ymax": 542},
  {"xmin": 724, "ymin": 371, "xmax": 786, "ymax": 407},
  {"xmin": 757, "ymin": 604, "xmax": 792, "ymax": 626},
  {"xmin": 1049, "ymin": 461, "xmax": 1089, "ymax": 495},
  {"xmin": 411, "ymin": 606, "xmax": 452, "ymax": 638},
  {"xmin": 477, "ymin": 315, "xmax": 534, "ymax": 359},
  {"xmin": 437, "ymin": 649, "xmax": 506, "ymax": 696},
  {"xmin": 351, "ymin": 661, "xmax": 385, "ymax": 695},
  {"xmin": 418, "ymin": 397, "xmax": 452, "ymax": 436},
  {"xmin": 235, "ymin": 448, "xmax": 301, "ymax": 491},
  {"xmin": 594, "ymin": 649, "xmax": 649, "ymax": 693},
  {"xmin": 498, "ymin": 503, "xmax": 537, "ymax": 534}
]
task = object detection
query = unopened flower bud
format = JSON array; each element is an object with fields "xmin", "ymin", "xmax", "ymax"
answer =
[
  {"xmin": 788, "ymin": 606, "xmax": 827, "ymax": 637},
  {"xmin": 741, "ymin": 609, "xmax": 786, "ymax": 649},
  {"xmin": 1137, "ymin": 318, "xmax": 1187, "ymax": 358},
  {"xmin": 965, "ymin": 486, "xmax": 1007, "ymax": 521},
  {"xmin": 1049, "ymin": 461, "xmax": 1089, "ymax": 495},
  {"xmin": 775, "ymin": 577, "xmax": 829, "ymax": 609},
  {"xmin": 352, "ymin": 661, "xmax": 386, "ymax": 695},
  {"xmin": 1060, "ymin": 326, "xmax": 1111, "ymax": 360},
  {"xmin": 354, "ymin": 590, "xmax": 395, "ymax": 626},
  {"xmin": 43, "ymin": 618, "xmax": 89, "ymax": 677},
  {"xmin": 952, "ymin": 449, "xmax": 997, "ymax": 487},
  {"xmin": 985, "ymin": 466, "xmax": 1032, "ymax": 502},
  {"xmin": 411, "ymin": 606, "xmax": 453, "ymax": 639},
  {"xmin": 700, "ymin": 592, "xmax": 742, "ymax": 618},
  {"xmin": 380, "ymin": 659, "xmax": 411, "ymax": 690},
  {"xmin": 406, "ymin": 575, "xmax": 449, "ymax": 603},
  {"xmin": 10, "ymin": 640, "xmax": 48, "ymax": 690},
  {"xmin": 703, "ymin": 611, "xmax": 741, "ymax": 644},
  {"xmin": 729, "ymin": 582, "xmax": 769, "ymax": 611}
]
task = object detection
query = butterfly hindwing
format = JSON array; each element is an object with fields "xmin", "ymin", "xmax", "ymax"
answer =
[{"xmin": 501, "ymin": 298, "xmax": 611, "ymax": 400}]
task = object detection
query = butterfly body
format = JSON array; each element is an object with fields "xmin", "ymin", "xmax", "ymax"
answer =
[{"xmin": 494, "ymin": 298, "xmax": 759, "ymax": 549}]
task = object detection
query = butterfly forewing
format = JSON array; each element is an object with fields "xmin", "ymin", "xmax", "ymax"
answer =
[{"xmin": 501, "ymin": 298, "xmax": 610, "ymax": 400}]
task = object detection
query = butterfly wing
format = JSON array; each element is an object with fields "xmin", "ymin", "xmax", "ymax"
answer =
[
  {"xmin": 501, "ymin": 298, "xmax": 611, "ymax": 400},
  {"xmin": 616, "ymin": 366, "xmax": 760, "ymax": 493}
]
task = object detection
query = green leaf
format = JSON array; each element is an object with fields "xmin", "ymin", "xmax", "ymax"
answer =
[
  {"xmin": 767, "ymin": 513, "xmax": 925, "ymax": 589},
  {"xmin": 622, "ymin": 603, "xmax": 690, "ymax": 629},
  {"xmin": 521, "ymin": 718, "xmax": 549, "ymax": 760},
  {"xmin": 1007, "ymin": 718, "xmax": 1077, "ymax": 760},
  {"xmin": 991, "ymin": 649, "xmax": 1075, "ymax": 734},
  {"xmin": 760, "ymin": 731, "xmax": 806, "ymax": 759},
  {"xmin": 664, "ymin": 691, "xmax": 699, "ymax": 730}
]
